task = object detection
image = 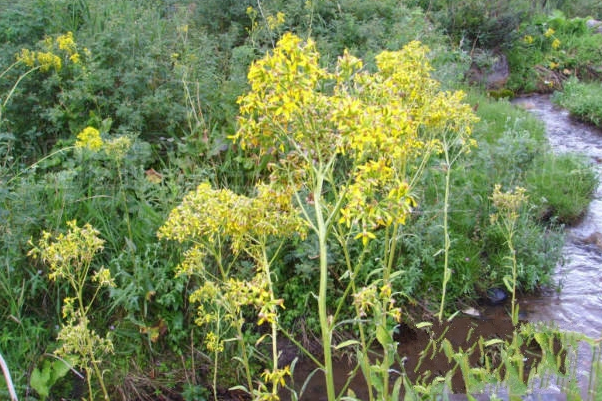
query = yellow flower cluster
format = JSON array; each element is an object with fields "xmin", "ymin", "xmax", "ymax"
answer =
[
  {"xmin": 353, "ymin": 282, "xmax": 401, "ymax": 322},
  {"xmin": 29, "ymin": 220, "xmax": 105, "ymax": 282},
  {"xmin": 234, "ymin": 33, "xmax": 477, "ymax": 242},
  {"xmin": 544, "ymin": 28, "xmax": 555, "ymax": 38},
  {"xmin": 267, "ymin": 11, "xmax": 286, "ymax": 30},
  {"xmin": 55, "ymin": 313, "xmax": 114, "ymax": 362},
  {"xmin": 490, "ymin": 184, "xmax": 528, "ymax": 224},
  {"xmin": 102, "ymin": 135, "xmax": 132, "ymax": 162},
  {"xmin": 17, "ymin": 48, "xmax": 62, "ymax": 72},
  {"xmin": 16, "ymin": 31, "xmax": 86, "ymax": 72},
  {"xmin": 158, "ymin": 181, "xmax": 306, "ymax": 252},
  {"xmin": 75, "ymin": 126, "xmax": 103, "ymax": 151}
]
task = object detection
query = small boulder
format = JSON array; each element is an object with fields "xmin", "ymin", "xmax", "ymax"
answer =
[
  {"xmin": 581, "ymin": 232, "xmax": 602, "ymax": 251},
  {"xmin": 587, "ymin": 19, "xmax": 602, "ymax": 34}
]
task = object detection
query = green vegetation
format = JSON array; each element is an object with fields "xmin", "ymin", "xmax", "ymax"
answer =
[
  {"xmin": 506, "ymin": 11, "xmax": 602, "ymax": 92},
  {"xmin": 553, "ymin": 78, "xmax": 602, "ymax": 126},
  {"xmin": 0, "ymin": 0, "xmax": 601, "ymax": 399}
]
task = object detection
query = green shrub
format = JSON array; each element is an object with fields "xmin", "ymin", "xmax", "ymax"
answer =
[
  {"xmin": 552, "ymin": 77, "xmax": 602, "ymax": 126},
  {"xmin": 506, "ymin": 11, "xmax": 602, "ymax": 93},
  {"xmin": 526, "ymin": 152, "xmax": 598, "ymax": 224},
  {"xmin": 408, "ymin": 0, "xmax": 533, "ymax": 49}
]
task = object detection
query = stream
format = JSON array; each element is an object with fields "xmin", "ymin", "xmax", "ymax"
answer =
[
  {"xmin": 515, "ymin": 94, "xmax": 602, "ymax": 338},
  {"xmin": 514, "ymin": 94, "xmax": 602, "ymax": 399}
]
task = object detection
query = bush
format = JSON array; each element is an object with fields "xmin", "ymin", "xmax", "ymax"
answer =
[
  {"xmin": 506, "ymin": 11, "xmax": 602, "ymax": 92},
  {"xmin": 552, "ymin": 77, "xmax": 602, "ymax": 126},
  {"xmin": 526, "ymin": 152, "xmax": 598, "ymax": 224},
  {"xmin": 408, "ymin": 0, "xmax": 533, "ymax": 49}
]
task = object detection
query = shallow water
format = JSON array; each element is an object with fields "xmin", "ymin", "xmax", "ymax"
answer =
[
  {"xmin": 513, "ymin": 95, "xmax": 602, "ymax": 400},
  {"xmin": 514, "ymin": 95, "xmax": 602, "ymax": 339}
]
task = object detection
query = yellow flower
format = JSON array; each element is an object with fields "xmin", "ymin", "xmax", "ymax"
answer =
[
  {"xmin": 37, "ymin": 52, "xmax": 62, "ymax": 72},
  {"xmin": 552, "ymin": 38, "xmax": 561, "ymax": 50},
  {"xmin": 57, "ymin": 32, "xmax": 77, "ymax": 55},
  {"xmin": 75, "ymin": 127, "xmax": 103, "ymax": 151},
  {"xmin": 523, "ymin": 35, "xmax": 534, "ymax": 44},
  {"xmin": 544, "ymin": 28, "xmax": 555, "ymax": 38},
  {"xmin": 16, "ymin": 48, "xmax": 36, "ymax": 67}
]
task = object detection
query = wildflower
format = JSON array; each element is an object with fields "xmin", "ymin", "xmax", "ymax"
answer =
[
  {"xmin": 103, "ymin": 135, "xmax": 132, "ymax": 162},
  {"xmin": 523, "ymin": 35, "xmax": 534, "ymax": 44},
  {"xmin": 552, "ymin": 38, "xmax": 561, "ymax": 50},
  {"xmin": 36, "ymin": 51, "xmax": 62, "ymax": 72},
  {"xmin": 16, "ymin": 48, "xmax": 36, "ymax": 67},
  {"xmin": 69, "ymin": 53, "xmax": 80, "ymax": 64},
  {"xmin": 75, "ymin": 127, "xmax": 103, "ymax": 151},
  {"xmin": 92, "ymin": 267, "xmax": 116, "ymax": 287},
  {"xmin": 544, "ymin": 28, "xmax": 555, "ymax": 38},
  {"xmin": 267, "ymin": 12, "xmax": 286, "ymax": 30},
  {"xmin": 204, "ymin": 331, "xmax": 224, "ymax": 353},
  {"xmin": 57, "ymin": 32, "xmax": 77, "ymax": 55}
]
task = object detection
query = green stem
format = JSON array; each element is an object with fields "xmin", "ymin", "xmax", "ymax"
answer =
[
  {"xmin": 261, "ymin": 243, "xmax": 280, "ymax": 397},
  {"xmin": 315, "ymin": 172, "xmax": 336, "ymax": 401},
  {"xmin": 508, "ymin": 230, "xmax": 518, "ymax": 325},
  {"xmin": 438, "ymin": 150, "xmax": 452, "ymax": 322},
  {"xmin": 333, "ymin": 228, "xmax": 373, "ymax": 401},
  {"xmin": 235, "ymin": 323, "xmax": 254, "ymax": 392}
]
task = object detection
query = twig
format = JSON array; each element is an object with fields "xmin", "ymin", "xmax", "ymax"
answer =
[{"xmin": 0, "ymin": 351, "xmax": 18, "ymax": 401}]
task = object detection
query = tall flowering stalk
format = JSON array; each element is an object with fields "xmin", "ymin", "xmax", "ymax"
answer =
[
  {"xmin": 162, "ymin": 33, "xmax": 477, "ymax": 401},
  {"xmin": 490, "ymin": 185, "xmax": 528, "ymax": 325},
  {"xmin": 232, "ymin": 33, "xmax": 477, "ymax": 401},
  {"xmin": 29, "ymin": 221, "xmax": 115, "ymax": 401},
  {"xmin": 158, "ymin": 183, "xmax": 306, "ymax": 400}
]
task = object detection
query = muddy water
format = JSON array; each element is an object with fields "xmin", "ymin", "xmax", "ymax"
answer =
[{"xmin": 289, "ymin": 96, "xmax": 602, "ymax": 399}]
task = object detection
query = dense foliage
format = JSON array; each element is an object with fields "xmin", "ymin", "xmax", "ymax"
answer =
[{"xmin": 0, "ymin": 0, "xmax": 600, "ymax": 399}]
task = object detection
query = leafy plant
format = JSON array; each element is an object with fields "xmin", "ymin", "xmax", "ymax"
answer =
[
  {"xmin": 30, "ymin": 356, "xmax": 74, "ymax": 401},
  {"xmin": 553, "ymin": 77, "xmax": 602, "ymax": 127},
  {"xmin": 526, "ymin": 152, "xmax": 597, "ymax": 224},
  {"xmin": 29, "ymin": 221, "xmax": 115, "ymax": 401}
]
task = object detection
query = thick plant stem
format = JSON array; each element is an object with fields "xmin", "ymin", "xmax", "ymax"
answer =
[
  {"xmin": 508, "ymin": 233, "xmax": 519, "ymax": 326},
  {"xmin": 438, "ymin": 154, "xmax": 452, "ymax": 322},
  {"xmin": 314, "ymin": 174, "xmax": 336, "ymax": 401},
  {"xmin": 262, "ymin": 245, "xmax": 280, "ymax": 398}
]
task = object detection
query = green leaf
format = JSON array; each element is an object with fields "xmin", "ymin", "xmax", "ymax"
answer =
[
  {"xmin": 483, "ymin": 338, "xmax": 505, "ymax": 347},
  {"xmin": 335, "ymin": 339, "xmax": 360, "ymax": 350},
  {"xmin": 376, "ymin": 325, "xmax": 390, "ymax": 347},
  {"xmin": 49, "ymin": 359, "xmax": 71, "ymax": 384},
  {"xmin": 503, "ymin": 275, "xmax": 514, "ymax": 293},
  {"xmin": 30, "ymin": 362, "xmax": 51, "ymax": 400}
]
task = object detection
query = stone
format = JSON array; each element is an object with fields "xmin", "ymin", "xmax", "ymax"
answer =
[
  {"xmin": 582, "ymin": 232, "xmax": 602, "ymax": 250},
  {"xmin": 587, "ymin": 19, "xmax": 602, "ymax": 34}
]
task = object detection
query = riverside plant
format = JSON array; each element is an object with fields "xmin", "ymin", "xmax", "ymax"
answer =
[
  {"xmin": 29, "ymin": 221, "xmax": 115, "ymax": 401},
  {"xmin": 490, "ymin": 184, "xmax": 528, "ymax": 325},
  {"xmin": 159, "ymin": 33, "xmax": 477, "ymax": 401}
]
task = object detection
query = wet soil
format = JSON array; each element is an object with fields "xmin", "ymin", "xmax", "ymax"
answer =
[{"xmin": 286, "ymin": 306, "xmax": 540, "ymax": 400}]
